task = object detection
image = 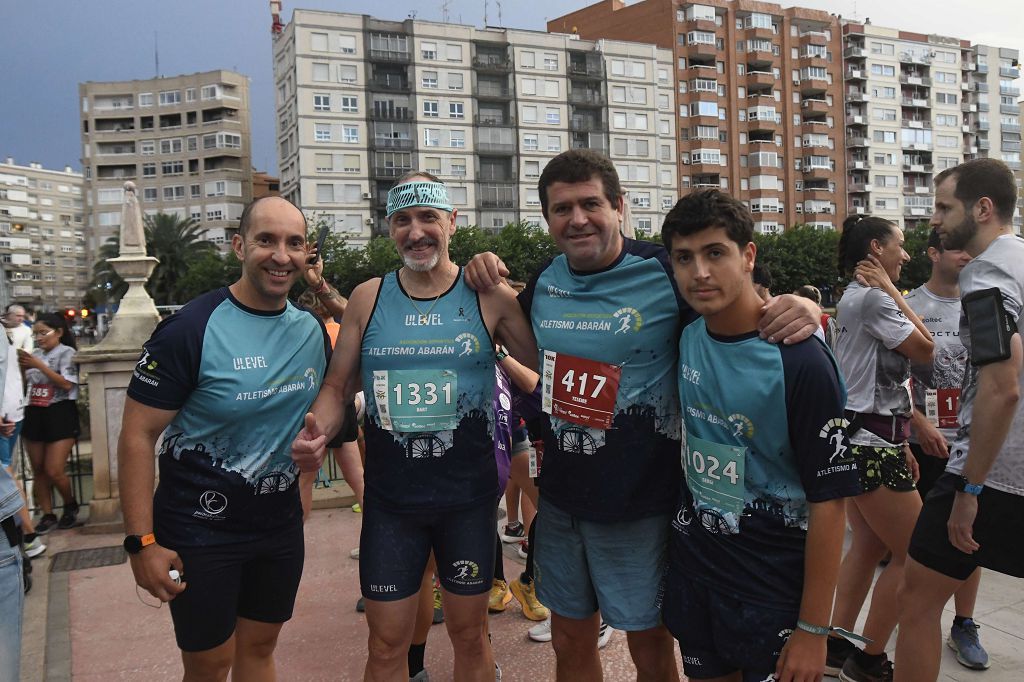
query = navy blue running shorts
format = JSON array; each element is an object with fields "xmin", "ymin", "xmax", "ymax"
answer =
[
  {"xmin": 359, "ymin": 499, "xmax": 496, "ymax": 601},
  {"xmin": 167, "ymin": 521, "xmax": 304, "ymax": 652},
  {"xmin": 662, "ymin": 570, "xmax": 798, "ymax": 680}
]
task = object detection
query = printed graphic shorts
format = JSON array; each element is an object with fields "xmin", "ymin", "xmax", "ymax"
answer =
[{"xmin": 851, "ymin": 444, "xmax": 916, "ymax": 493}]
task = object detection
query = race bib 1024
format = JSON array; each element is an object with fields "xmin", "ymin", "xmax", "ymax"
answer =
[
  {"xmin": 541, "ymin": 350, "xmax": 622, "ymax": 429},
  {"xmin": 683, "ymin": 432, "xmax": 746, "ymax": 533},
  {"xmin": 373, "ymin": 369, "xmax": 458, "ymax": 433}
]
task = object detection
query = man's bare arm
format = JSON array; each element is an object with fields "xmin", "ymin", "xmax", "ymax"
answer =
[
  {"xmin": 117, "ymin": 397, "xmax": 186, "ymax": 601},
  {"xmin": 480, "ymin": 282, "xmax": 538, "ymax": 372}
]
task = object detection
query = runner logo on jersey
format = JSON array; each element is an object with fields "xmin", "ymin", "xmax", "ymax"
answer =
[
  {"xmin": 451, "ymin": 559, "xmax": 481, "ymax": 585},
  {"xmin": 304, "ymin": 367, "xmax": 318, "ymax": 391},
  {"xmin": 817, "ymin": 417, "xmax": 856, "ymax": 476},
  {"xmin": 612, "ymin": 307, "xmax": 643, "ymax": 335},
  {"xmin": 455, "ymin": 332, "xmax": 480, "ymax": 357}
]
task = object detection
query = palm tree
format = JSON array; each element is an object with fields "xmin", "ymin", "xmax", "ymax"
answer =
[
  {"xmin": 143, "ymin": 213, "xmax": 218, "ymax": 306},
  {"xmin": 88, "ymin": 233, "xmax": 127, "ymax": 305}
]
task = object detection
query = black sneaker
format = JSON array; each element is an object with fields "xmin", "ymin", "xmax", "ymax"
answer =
[
  {"xmin": 839, "ymin": 652, "xmax": 893, "ymax": 682},
  {"xmin": 825, "ymin": 636, "xmax": 857, "ymax": 677},
  {"xmin": 35, "ymin": 513, "xmax": 58, "ymax": 535},
  {"xmin": 500, "ymin": 521, "xmax": 525, "ymax": 543},
  {"xmin": 356, "ymin": 597, "xmax": 365, "ymax": 612},
  {"xmin": 57, "ymin": 501, "xmax": 80, "ymax": 530}
]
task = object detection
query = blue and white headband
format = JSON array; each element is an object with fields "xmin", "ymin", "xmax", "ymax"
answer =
[{"xmin": 386, "ymin": 181, "xmax": 453, "ymax": 218}]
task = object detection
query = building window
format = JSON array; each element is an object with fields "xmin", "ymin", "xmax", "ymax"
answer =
[
  {"xmin": 311, "ymin": 32, "xmax": 329, "ymax": 51},
  {"xmin": 448, "ymin": 72, "xmax": 464, "ymax": 90},
  {"xmin": 449, "ymin": 102, "xmax": 464, "ymax": 119},
  {"xmin": 523, "ymin": 134, "xmax": 539, "ymax": 151},
  {"xmin": 142, "ymin": 187, "xmax": 158, "ymax": 202},
  {"xmin": 338, "ymin": 35, "xmax": 356, "ymax": 54},
  {"xmin": 314, "ymin": 94, "xmax": 331, "ymax": 111},
  {"xmin": 421, "ymin": 41, "xmax": 437, "ymax": 60},
  {"xmin": 545, "ymin": 108, "xmax": 560, "ymax": 125},
  {"xmin": 139, "ymin": 92, "xmax": 154, "ymax": 107},
  {"xmin": 449, "ymin": 130, "xmax": 465, "ymax": 148},
  {"xmin": 340, "ymin": 96, "xmax": 357, "ymax": 113},
  {"xmin": 423, "ymin": 100, "xmax": 439, "ymax": 117},
  {"xmin": 159, "ymin": 90, "xmax": 181, "ymax": 106},
  {"xmin": 342, "ymin": 126, "xmax": 358, "ymax": 143},
  {"xmin": 142, "ymin": 163, "xmax": 156, "ymax": 177},
  {"xmin": 422, "ymin": 71, "xmax": 438, "ymax": 88},
  {"xmin": 524, "ymin": 160, "xmax": 540, "ymax": 177},
  {"xmin": 547, "ymin": 135, "xmax": 561, "ymax": 152},
  {"xmin": 185, "ymin": 87, "xmax": 196, "ymax": 102},
  {"xmin": 159, "ymin": 138, "xmax": 183, "ymax": 154},
  {"xmin": 423, "ymin": 128, "xmax": 440, "ymax": 147},
  {"xmin": 161, "ymin": 160, "xmax": 184, "ymax": 175},
  {"xmin": 315, "ymin": 123, "xmax": 331, "ymax": 142},
  {"xmin": 312, "ymin": 63, "xmax": 330, "ymax": 81},
  {"xmin": 201, "ymin": 85, "xmax": 219, "ymax": 100}
]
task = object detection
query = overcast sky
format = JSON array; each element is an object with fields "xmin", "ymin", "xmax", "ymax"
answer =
[{"xmin": 2, "ymin": 0, "xmax": 1020, "ymax": 175}]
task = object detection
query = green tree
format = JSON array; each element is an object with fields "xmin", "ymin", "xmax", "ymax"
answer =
[
  {"xmin": 88, "ymin": 234, "xmax": 128, "ymax": 306},
  {"xmin": 449, "ymin": 226, "xmax": 495, "ymax": 267},
  {"xmin": 754, "ymin": 225, "xmax": 841, "ymax": 300},
  {"xmin": 898, "ymin": 224, "xmax": 933, "ymax": 292},
  {"xmin": 492, "ymin": 222, "xmax": 559, "ymax": 282},
  {"xmin": 178, "ymin": 250, "xmax": 235, "ymax": 303},
  {"xmin": 144, "ymin": 213, "xmax": 219, "ymax": 305}
]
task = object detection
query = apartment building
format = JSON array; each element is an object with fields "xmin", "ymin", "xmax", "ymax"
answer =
[
  {"xmin": 79, "ymin": 70, "xmax": 253, "ymax": 260},
  {"xmin": 0, "ymin": 159, "xmax": 89, "ymax": 311},
  {"xmin": 549, "ymin": 0, "xmax": 846, "ymax": 233},
  {"xmin": 843, "ymin": 24, "xmax": 1022, "ymax": 231},
  {"xmin": 272, "ymin": 10, "xmax": 676, "ymax": 242}
]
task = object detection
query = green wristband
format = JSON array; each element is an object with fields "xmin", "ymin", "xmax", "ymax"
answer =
[{"xmin": 796, "ymin": 620, "xmax": 830, "ymax": 636}]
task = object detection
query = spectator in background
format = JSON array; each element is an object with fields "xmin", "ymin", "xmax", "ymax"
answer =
[
  {"xmin": 19, "ymin": 312, "xmax": 81, "ymax": 534},
  {"xmin": 795, "ymin": 284, "xmax": 839, "ymax": 349},
  {"xmin": 752, "ymin": 262, "xmax": 773, "ymax": 301},
  {"xmin": 3, "ymin": 305, "xmax": 33, "ymax": 352},
  {"xmin": 0, "ymin": 329, "xmax": 27, "ymax": 680}
]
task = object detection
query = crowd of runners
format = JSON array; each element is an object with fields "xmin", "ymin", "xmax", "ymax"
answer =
[{"xmin": 23, "ymin": 152, "xmax": 1013, "ymax": 682}]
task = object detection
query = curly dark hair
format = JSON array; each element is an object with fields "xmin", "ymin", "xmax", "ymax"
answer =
[{"xmin": 660, "ymin": 189, "xmax": 754, "ymax": 250}]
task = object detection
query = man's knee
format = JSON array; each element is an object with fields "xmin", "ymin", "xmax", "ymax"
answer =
[
  {"xmin": 897, "ymin": 561, "xmax": 955, "ymax": 620},
  {"xmin": 367, "ymin": 626, "xmax": 412, "ymax": 662},
  {"xmin": 551, "ymin": 613, "xmax": 600, "ymax": 656},
  {"xmin": 235, "ymin": 622, "xmax": 281, "ymax": 660},
  {"xmin": 182, "ymin": 645, "xmax": 234, "ymax": 682}
]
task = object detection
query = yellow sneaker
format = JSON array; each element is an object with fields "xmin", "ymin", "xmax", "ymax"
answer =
[
  {"xmin": 488, "ymin": 579, "xmax": 513, "ymax": 612},
  {"xmin": 509, "ymin": 578, "xmax": 549, "ymax": 621}
]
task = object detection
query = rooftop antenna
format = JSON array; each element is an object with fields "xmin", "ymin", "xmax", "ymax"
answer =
[
  {"xmin": 496, "ymin": 0, "xmax": 502, "ymax": 26},
  {"xmin": 441, "ymin": 0, "xmax": 451, "ymax": 22},
  {"xmin": 154, "ymin": 31, "xmax": 159, "ymax": 77},
  {"xmin": 484, "ymin": 0, "xmax": 488, "ymax": 26}
]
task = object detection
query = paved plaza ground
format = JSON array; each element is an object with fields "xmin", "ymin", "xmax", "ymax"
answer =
[{"xmin": 17, "ymin": 498, "xmax": 1024, "ymax": 681}]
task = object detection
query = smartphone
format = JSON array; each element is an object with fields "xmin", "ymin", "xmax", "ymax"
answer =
[{"xmin": 308, "ymin": 225, "xmax": 330, "ymax": 264}]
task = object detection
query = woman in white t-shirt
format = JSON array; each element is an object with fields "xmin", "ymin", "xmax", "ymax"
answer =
[{"xmin": 826, "ymin": 215, "xmax": 935, "ymax": 678}]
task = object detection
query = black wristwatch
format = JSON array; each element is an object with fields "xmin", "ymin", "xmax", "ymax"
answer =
[
  {"xmin": 123, "ymin": 533, "xmax": 156, "ymax": 554},
  {"xmin": 955, "ymin": 475, "xmax": 984, "ymax": 496}
]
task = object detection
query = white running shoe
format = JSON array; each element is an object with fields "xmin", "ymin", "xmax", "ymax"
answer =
[
  {"xmin": 598, "ymin": 620, "xmax": 614, "ymax": 649},
  {"xmin": 24, "ymin": 538, "xmax": 47, "ymax": 559},
  {"xmin": 350, "ymin": 547, "xmax": 360, "ymax": 560},
  {"xmin": 528, "ymin": 615, "xmax": 552, "ymax": 642}
]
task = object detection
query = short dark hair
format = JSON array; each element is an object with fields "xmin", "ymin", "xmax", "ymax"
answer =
[
  {"xmin": 751, "ymin": 262, "xmax": 772, "ymax": 290},
  {"xmin": 538, "ymin": 150, "xmax": 622, "ymax": 218},
  {"xmin": 660, "ymin": 189, "xmax": 754, "ymax": 251},
  {"xmin": 837, "ymin": 215, "xmax": 897, "ymax": 276},
  {"xmin": 237, "ymin": 196, "xmax": 308, "ymax": 237},
  {"xmin": 934, "ymin": 158, "xmax": 1017, "ymax": 223},
  {"xmin": 36, "ymin": 312, "xmax": 77, "ymax": 350}
]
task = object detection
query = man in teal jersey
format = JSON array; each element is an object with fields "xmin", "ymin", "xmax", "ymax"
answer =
[
  {"xmin": 661, "ymin": 189, "xmax": 858, "ymax": 681},
  {"xmin": 291, "ymin": 171, "xmax": 536, "ymax": 680},
  {"xmin": 464, "ymin": 150, "xmax": 821, "ymax": 681},
  {"xmin": 119, "ymin": 197, "xmax": 337, "ymax": 680}
]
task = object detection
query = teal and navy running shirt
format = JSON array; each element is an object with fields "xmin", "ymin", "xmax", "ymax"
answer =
[
  {"xmin": 520, "ymin": 238, "xmax": 696, "ymax": 521},
  {"xmin": 672, "ymin": 322, "xmax": 861, "ymax": 607},
  {"xmin": 361, "ymin": 269, "xmax": 497, "ymax": 512},
  {"xmin": 127, "ymin": 288, "xmax": 331, "ymax": 547}
]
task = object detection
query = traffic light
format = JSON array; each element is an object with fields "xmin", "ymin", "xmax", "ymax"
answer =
[
  {"xmin": 81, "ymin": 308, "xmax": 90, "ymax": 319},
  {"xmin": 65, "ymin": 309, "xmax": 76, "ymax": 320}
]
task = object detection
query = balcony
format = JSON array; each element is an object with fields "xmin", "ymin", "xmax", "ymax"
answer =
[
  {"xmin": 479, "ymin": 182, "xmax": 517, "ymax": 209},
  {"xmin": 977, "ymin": 121, "xmax": 990, "ymax": 131},
  {"xmin": 962, "ymin": 103, "xmax": 978, "ymax": 113},
  {"xmin": 473, "ymin": 56, "xmax": 512, "ymax": 73},
  {"xmin": 846, "ymin": 114, "xmax": 867, "ymax": 126},
  {"xmin": 962, "ymin": 61, "xmax": 977, "ymax": 71},
  {"xmin": 368, "ymin": 49, "xmax": 411, "ymax": 64},
  {"xmin": 1001, "ymin": 104, "xmax": 1019, "ymax": 115},
  {"xmin": 847, "ymin": 91, "xmax": 871, "ymax": 103},
  {"xmin": 1000, "ymin": 66, "xmax": 1021, "ymax": 79},
  {"xmin": 477, "ymin": 141, "xmax": 516, "ymax": 155},
  {"xmin": 370, "ymin": 137, "xmax": 413, "ymax": 150},
  {"xmin": 368, "ymin": 77, "xmax": 411, "ymax": 93},
  {"xmin": 567, "ymin": 61, "xmax": 604, "ymax": 80},
  {"xmin": 475, "ymin": 115, "xmax": 514, "ymax": 126},
  {"xmin": 568, "ymin": 90, "xmax": 606, "ymax": 107},
  {"xmin": 899, "ymin": 74, "xmax": 932, "ymax": 86},
  {"xmin": 1003, "ymin": 123, "xmax": 1021, "ymax": 134},
  {"xmin": 902, "ymin": 163, "xmax": 934, "ymax": 173},
  {"xmin": 569, "ymin": 117, "xmax": 603, "ymax": 133},
  {"xmin": 903, "ymin": 186, "xmax": 933, "ymax": 195},
  {"xmin": 686, "ymin": 40, "xmax": 722, "ymax": 61},
  {"xmin": 903, "ymin": 141, "xmax": 933, "ymax": 151},
  {"xmin": 849, "ymin": 205, "xmax": 869, "ymax": 215},
  {"xmin": 846, "ymin": 135, "xmax": 868, "ymax": 147},
  {"xmin": 961, "ymin": 81, "xmax": 973, "ymax": 91},
  {"xmin": 802, "ymin": 120, "xmax": 832, "ymax": 131},
  {"xmin": 899, "ymin": 51, "xmax": 933, "ymax": 65},
  {"xmin": 901, "ymin": 97, "xmax": 930, "ymax": 108},
  {"xmin": 477, "ymin": 84, "xmax": 512, "ymax": 100},
  {"xmin": 977, "ymin": 63, "xmax": 989, "ymax": 74},
  {"xmin": 975, "ymin": 82, "xmax": 989, "ymax": 93},
  {"xmin": 801, "ymin": 98, "xmax": 830, "ymax": 115},
  {"xmin": 846, "ymin": 68, "xmax": 866, "ymax": 80},
  {"xmin": 747, "ymin": 71, "xmax": 775, "ymax": 88},
  {"xmin": 904, "ymin": 206, "xmax": 932, "ymax": 218},
  {"xmin": 371, "ymin": 165, "xmax": 413, "ymax": 178},
  {"xmin": 902, "ymin": 119, "xmax": 932, "ymax": 129},
  {"xmin": 1000, "ymin": 85, "xmax": 1021, "ymax": 97},
  {"xmin": 964, "ymin": 144, "xmax": 979, "ymax": 155},
  {"xmin": 1001, "ymin": 141, "xmax": 1021, "ymax": 152},
  {"xmin": 843, "ymin": 47, "xmax": 867, "ymax": 59},
  {"xmin": 978, "ymin": 139, "xmax": 991, "ymax": 150},
  {"xmin": 370, "ymin": 108, "xmax": 413, "ymax": 121},
  {"xmin": 848, "ymin": 159, "xmax": 871, "ymax": 170},
  {"xmin": 848, "ymin": 182, "xmax": 873, "ymax": 193},
  {"xmin": 802, "ymin": 165, "xmax": 834, "ymax": 180}
]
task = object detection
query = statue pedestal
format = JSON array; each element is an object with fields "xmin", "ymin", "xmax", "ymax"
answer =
[
  {"xmin": 75, "ymin": 351, "xmax": 141, "ymax": 532},
  {"xmin": 76, "ymin": 254, "xmax": 160, "ymax": 532}
]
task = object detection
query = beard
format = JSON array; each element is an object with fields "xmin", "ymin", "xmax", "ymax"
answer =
[
  {"xmin": 402, "ymin": 238, "xmax": 441, "ymax": 272},
  {"xmin": 940, "ymin": 213, "xmax": 978, "ymax": 251}
]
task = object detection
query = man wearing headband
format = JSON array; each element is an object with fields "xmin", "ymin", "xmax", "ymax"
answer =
[{"xmin": 291, "ymin": 171, "xmax": 536, "ymax": 679}]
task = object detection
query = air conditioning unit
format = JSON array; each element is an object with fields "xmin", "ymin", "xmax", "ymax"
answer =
[
  {"xmin": 365, "ymin": 218, "xmax": 374, "ymax": 225},
  {"xmin": 362, "ymin": 192, "xmax": 372, "ymax": 199}
]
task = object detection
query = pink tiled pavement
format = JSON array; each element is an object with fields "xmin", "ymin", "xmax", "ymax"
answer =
[{"xmin": 66, "ymin": 507, "xmax": 680, "ymax": 680}]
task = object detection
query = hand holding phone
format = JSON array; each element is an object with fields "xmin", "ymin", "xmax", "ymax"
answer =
[{"xmin": 308, "ymin": 226, "xmax": 330, "ymax": 265}]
